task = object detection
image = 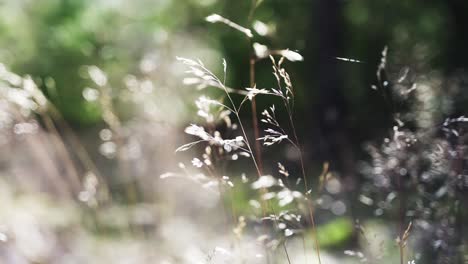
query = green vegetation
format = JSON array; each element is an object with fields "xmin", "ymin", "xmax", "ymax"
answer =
[{"xmin": 0, "ymin": 1, "xmax": 467, "ymax": 263}]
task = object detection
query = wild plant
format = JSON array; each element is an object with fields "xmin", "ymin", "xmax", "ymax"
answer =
[
  {"xmin": 168, "ymin": 9, "xmax": 330, "ymax": 262},
  {"xmin": 0, "ymin": 63, "xmax": 109, "ymax": 202},
  {"xmin": 356, "ymin": 47, "xmax": 468, "ymax": 264}
]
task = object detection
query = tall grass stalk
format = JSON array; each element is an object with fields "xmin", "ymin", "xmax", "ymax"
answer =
[
  {"xmin": 270, "ymin": 56, "xmax": 322, "ymax": 264},
  {"xmin": 185, "ymin": 7, "xmax": 323, "ymax": 262}
]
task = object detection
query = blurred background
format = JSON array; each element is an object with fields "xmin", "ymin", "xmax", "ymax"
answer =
[{"xmin": 1, "ymin": 0, "xmax": 468, "ymax": 263}]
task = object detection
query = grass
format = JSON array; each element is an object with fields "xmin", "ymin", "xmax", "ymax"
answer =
[{"xmin": 0, "ymin": 2, "xmax": 467, "ymax": 263}]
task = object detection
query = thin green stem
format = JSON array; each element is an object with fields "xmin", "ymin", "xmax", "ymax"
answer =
[{"xmin": 284, "ymin": 94, "xmax": 322, "ymax": 264}]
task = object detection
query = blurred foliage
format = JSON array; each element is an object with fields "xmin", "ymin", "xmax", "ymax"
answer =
[
  {"xmin": 0, "ymin": 0, "xmax": 221, "ymax": 125},
  {"xmin": 1, "ymin": 1, "xmax": 468, "ymax": 262},
  {"xmin": 228, "ymin": 178, "xmax": 296, "ymax": 216},
  {"xmin": 1, "ymin": 0, "xmax": 464, "ymax": 130},
  {"xmin": 314, "ymin": 217, "xmax": 353, "ymax": 248}
]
